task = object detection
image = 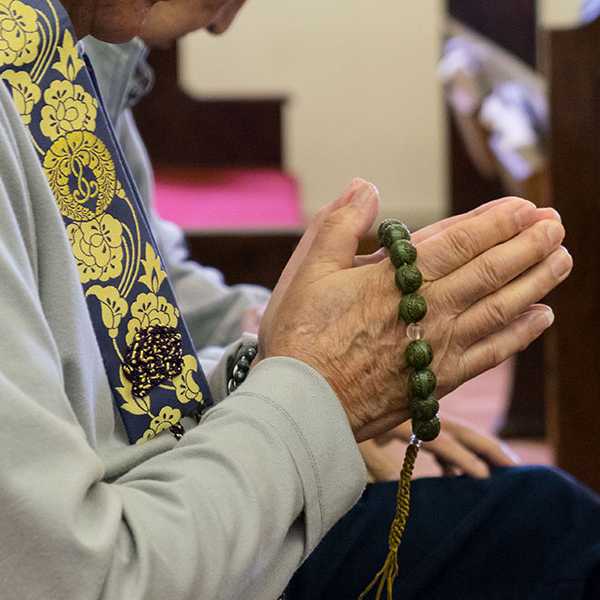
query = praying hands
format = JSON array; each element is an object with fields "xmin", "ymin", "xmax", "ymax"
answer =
[{"xmin": 258, "ymin": 179, "xmax": 570, "ymax": 442}]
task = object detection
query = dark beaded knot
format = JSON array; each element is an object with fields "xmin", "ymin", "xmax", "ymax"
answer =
[{"xmin": 123, "ymin": 325, "xmax": 184, "ymax": 398}]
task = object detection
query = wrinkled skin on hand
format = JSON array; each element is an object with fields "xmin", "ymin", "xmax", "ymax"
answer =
[{"xmin": 259, "ymin": 180, "xmax": 571, "ymax": 442}]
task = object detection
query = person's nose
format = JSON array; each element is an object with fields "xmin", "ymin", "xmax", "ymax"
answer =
[{"xmin": 207, "ymin": 0, "xmax": 247, "ymax": 34}]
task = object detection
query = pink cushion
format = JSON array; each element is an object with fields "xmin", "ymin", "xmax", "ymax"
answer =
[{"xmin": 154, "ymin": 167, "xmax": 304, "ymax": 231}]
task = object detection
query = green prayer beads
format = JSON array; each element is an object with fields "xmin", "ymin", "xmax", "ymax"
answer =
[
  {"xmin": 390, "ymin": 240, "xmax": 417, "ymax": 267},
  {"xmin": 377, "ymin": 218, "xmax": 441, "ymax": 444},
  {"xmin": 406, "ymin": 340, "xmax": 433, "ymax": 369},
  {"xmin": 409, "ymin": 368, "xmax": 437, "ymax": 398},
  {"xmin": 410, "ymin": 396, "xmax": 439, "ymax": 421},
  {"xmin": 378, "ymin": 219, "xmax": 410, "ymax": 248},
  {"xmin": 362, "ymin": 218, "xmax": 442, "ymax": 600},
  {"xmin": 413, "ymin": 416, "xmax": 441, "ymax": 442},
  {"xmin": 399, "ymin": 293, "xmax": 427, "ymax": 323},
  {"xmin": 395, "ymin": 264, "xmax": 423, "ymax": 294}
]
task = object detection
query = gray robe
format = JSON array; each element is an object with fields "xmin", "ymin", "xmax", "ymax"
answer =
[{"xmin": 0, "ymin": 41, "xmax": 365, "ymax": 600}]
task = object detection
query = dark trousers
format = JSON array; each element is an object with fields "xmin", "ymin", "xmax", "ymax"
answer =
[{"xmin": 287, "ymin": 467, "xmax": 600, "ymax": 599}]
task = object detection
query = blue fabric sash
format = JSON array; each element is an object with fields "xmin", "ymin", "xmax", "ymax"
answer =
[{"xmin": 0, "ymin": 0, "xmax": 213, "ymax": 443}]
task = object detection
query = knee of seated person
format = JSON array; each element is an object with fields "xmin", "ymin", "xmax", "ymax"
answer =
[{"xmin": 500, "ymin": 465, "xmax": 584, "ymax": 499}]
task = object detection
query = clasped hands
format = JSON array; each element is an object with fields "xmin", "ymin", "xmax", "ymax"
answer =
[{"xmin": 257, "ymin": 179, "xmax": 571, "ymax": 449}]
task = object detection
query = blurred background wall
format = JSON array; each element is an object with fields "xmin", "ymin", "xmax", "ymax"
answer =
[
  {"xmin": 538, "ymin": 0, "xmax": 581, "ymax": 26},
  {"xmin": 179, "ymin": 1, "xmax": 447, "ymax": 227}
]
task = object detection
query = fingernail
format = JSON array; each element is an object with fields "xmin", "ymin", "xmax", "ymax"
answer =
[
  {"xmin": 351, "ymin": 183, "xmax": 376, "ymax": 207},
  {"xmin": 533, "ymin": 207, "xmax": 562, "ymax": 223},
  {"xmin": 550, "ymin": 247, "xmax": 572, "ymax": 279},
  {"xmin": 545, "ymin": 221, "xmax": 564, "ymax": 245},
  {"xmin": 530, "ymin": 307, "xmax": 555, "ymax": 329},
  {"xmin": 501, "ymin": 443, "xmax": 522, "ymax": 464},
  {"xmin": 546, "ymin": 208, "xmax": 562, "ymax": 223},
  {"xmin": 514, "ymin": 205, "xmax": 537, "ymax": 229}
]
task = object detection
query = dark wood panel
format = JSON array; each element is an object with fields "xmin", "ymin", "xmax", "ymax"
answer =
[
  {"xmin": 186, "ymin": 233, "xmax": 378, "ymax": 290},
  {"xmin": 134, "ymin": 46, "xmax": 286, "ymax": 168},
  {"xmin": 448, "ymin": 112, "xmax": 505, "ymax": 215},
  {"xmin": 447, "ymin": 0, "xmax": 537, "ymax": 66},
  {"xmin": 186, "ymin": 232, "xmax": 300, "ymax": 289},
  {"xmin": 543, "ymin": 19, "xmax": 600, "ymax": 492}
]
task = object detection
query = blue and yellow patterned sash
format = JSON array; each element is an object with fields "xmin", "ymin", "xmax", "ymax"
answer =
[{"xmin": 0, "ymin": 0, "xmax": 213, "ymax": 443}]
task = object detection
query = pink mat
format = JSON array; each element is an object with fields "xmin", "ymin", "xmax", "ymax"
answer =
[{"xmin": 154, "ymin": 168, "xmax": 304, "ymax": 231}]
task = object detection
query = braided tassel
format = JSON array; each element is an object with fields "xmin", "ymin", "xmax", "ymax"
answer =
[{"xmin": 358, "ymin": 440, "xmax": 420, "ymax": 600}]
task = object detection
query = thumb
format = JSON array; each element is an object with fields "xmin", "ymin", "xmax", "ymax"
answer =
[
  {"xmin": 302, "ymin": 180, "xmax": 379, "ymax": 280},
  {"xmin": 274, "ymin": 178, "xmax": 364, "ymax": 291}
]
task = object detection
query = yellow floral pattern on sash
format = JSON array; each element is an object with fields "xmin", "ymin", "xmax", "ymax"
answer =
[
  {"xmin": 0, "ymin": 0, "xmax": 40, "ymax": 67},
  {"xmin": 173, "ymin": 355, "xmax": 203, "ymax": 404},
  {"xmin": 43, "ymin": 130, "xmax": 117, "ymax": 221},
  {"xmin": 138, "ymin": 407, "xmax": 183, "ymax": 444},
  {"xmin": 126, "ymin": 292, "xmax": 179, "ymax": 346},
  {"xmin": 116, "ymin": 366, "xmax": 152, "ymax": 416},
  {"xmin": 40, "ymin": 79, "xmax": 97, "ymax": 140},
  {"xmin": 139, "ymin": 243, "xmax": 166, "ymax": 294},
  {"xmin": 0, "ymin": 1, "xmax": 207, "ymax": 442},
  {"xmin": 51, "ymin": 29, "xmax": 83, "ymax": 81},
  {"xmin": 86, "ymin": 285, "xmax": 128, "ymax": 339},
  {"xmin": 67, "ymin": 214, "xmax": 123, "ymax": 283},
  {"xmin": 0, "ymin": 68, "xmax": 39, "ymax": 122}
]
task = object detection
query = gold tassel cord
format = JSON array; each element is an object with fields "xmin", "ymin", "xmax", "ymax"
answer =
[{"xmin": 358, "ymin": 441, "xmax": 420, "ymax": 600}]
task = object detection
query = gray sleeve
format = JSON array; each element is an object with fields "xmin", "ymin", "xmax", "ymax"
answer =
[
  {"xmin": 116, "ymin": 109, "xmax": 272, "ymax": 349},
  {"xmin": 0, "ymin": 111, "xmax": 366, "ymax": 599}
]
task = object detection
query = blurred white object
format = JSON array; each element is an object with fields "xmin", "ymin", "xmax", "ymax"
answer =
[
  {"xmin": 480, "ymin": 82, "xmax": 547, "ymax": 181},
  {"xmin": 438, "ymin": 37, "xmax": 488, "ymax": 115},
  {"xmin": 582, "ymin": 0, "xmax": 600, "ymax": 24}
]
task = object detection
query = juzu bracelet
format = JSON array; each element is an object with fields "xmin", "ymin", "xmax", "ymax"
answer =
[{"xmin": 359, "ymin": 219, "xmax": 441, "ymax": 600}]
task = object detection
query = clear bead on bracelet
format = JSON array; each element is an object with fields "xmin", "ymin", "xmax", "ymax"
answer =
[{"xmin": 406, "ymin": 323, "xmax": 424, "ymax": 341}]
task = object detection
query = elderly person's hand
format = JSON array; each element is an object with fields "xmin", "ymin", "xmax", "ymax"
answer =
[
  {"xmin": 360, "ymin": 417, "xmax": 520, "ymax": 482},
  {"xmin": 258, "ymin": 180, "xmax": 571, "ymax": 442}
]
